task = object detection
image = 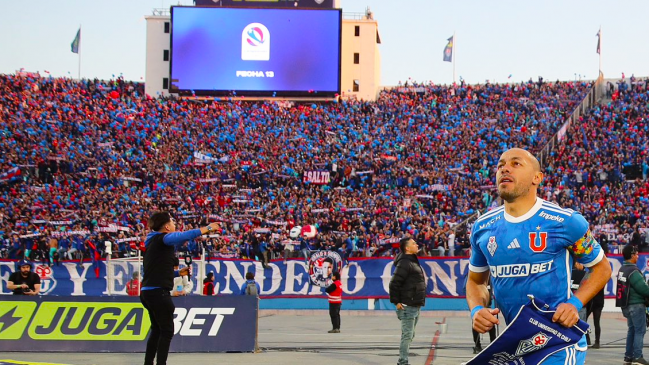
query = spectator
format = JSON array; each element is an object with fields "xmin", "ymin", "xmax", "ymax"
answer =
[
  {"xmin": 259, "ymin": 235, "xmax": 270, "ymax": 269},
  {"xmin": 240, "ymin": 271, "xmax": 260, "ymax": 297},
  {"xmin": 325, "ymin": 271, "xmax": 342, "ymax": 333},
  {"xmin": 48, "ymin": 236, "xmax": 57, "ymax": 266},
  {"xmin": 7, "ymin": 260, "xmax": 40, "ymax": 295},
  {"xmin": 616, "ymin": 245, "xmax": 649, "ymax": 365},
  {"xmin": 203, "ymin": 272, "xmax": 215, "ymax": 296},
  {"xmin": 447, "ymin": 229, "xmax": 456, "ymax": 256},
  {"xmin": 389, "ymin": 237, "xmax": 426, "ymax": 365},
  {"xmin": 126, "ymin": 271, "xmax": 141, "ymax": 297},
  {"xmin": 172, "ymin": 258, "xmax": 193, "ymax": 296},
  {"xmin": 58, "ymin": 236, "xmax": 71, "ymax": 260}
]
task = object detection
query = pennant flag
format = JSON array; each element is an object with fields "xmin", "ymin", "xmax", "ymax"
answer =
[
  {"xmin": 443, "ymin": 36, "xmax": 453, "ymax": 62},
  {"xmin": 71, "ymin": 28, "xmax": 81, "ymax": 54},
  {"xmin": 596, "ymin": 29, "xmax": 600, "ymax": 54}
]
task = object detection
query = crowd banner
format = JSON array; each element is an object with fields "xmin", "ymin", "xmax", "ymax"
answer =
[
  {"xmin": 593, "ymin": 224, "xmax": 648, "ymax": 243},
  {"xmin": 121, "ymin": 177, "xmax": 142, "ymax": 182},
  {"xmin": 116, "ymin": 237, "xmax": 140, "ymax": 243},
  {"xmin": 0, "ymin": 295, "xmax": 258, "ymax": 353},
  {"xmin": 198, "ymin": 178, "xmax": 220, "ymax": 183},
  {"xmin": 193, "ymin": 151, "xmax": 220, "ymax": 164},
  {"xmin": 0, "ymin": 256, "xmax": 632, "ymax": 299},
  {"xmin": 303, "ymin": 171, "xmax": 330, "ymax": 185}
]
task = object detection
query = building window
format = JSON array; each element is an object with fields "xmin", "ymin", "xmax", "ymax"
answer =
[
  {"xmin": 164, "ymin": 22, "xmax": 170, "ymax": 33},
  {"xmin": 354, "ymin": 53, "xmax": 360, "ymax": 64},
  {"xmin": 354, "ymin": 26, "xmax": 360, "ymax": 37},
  {"xmin": 163, "ymin": 50, "xmax": 169, "ymax": 61},
  {"xmin": 353, "ymin": 79, "xmax": 359, "ymax": 92},
  {"xmin": 163, "ymin": 78, "xmax": 169, "ymax": 90}
]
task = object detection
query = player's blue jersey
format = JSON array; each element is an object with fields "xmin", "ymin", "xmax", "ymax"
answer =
[{"xmin": 469, "ymin": 198, "xmax": 604, "ymax": 355}]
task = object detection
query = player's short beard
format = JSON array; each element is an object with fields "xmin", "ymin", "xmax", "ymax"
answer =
[{"xmin": 498, "ymin": 184, "xmax": 529, "ymax": 202}]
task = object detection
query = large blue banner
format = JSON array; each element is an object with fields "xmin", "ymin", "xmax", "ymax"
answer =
[{"xmin": 0, "ymin": 256, "xmax": 638, "ymax": 299}]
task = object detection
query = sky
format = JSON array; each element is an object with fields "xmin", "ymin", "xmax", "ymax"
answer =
[{"xmin": 1, "ymin": 0, "xmax": 648, "ymax": 86}]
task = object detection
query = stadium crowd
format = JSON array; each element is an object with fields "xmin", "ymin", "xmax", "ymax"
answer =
[
  {"xmin": 0, "ymin": 72, "xmax": 646, "ymax": 265},
  {"xmin": 542, "ymin": 76, "xmax": 649, "ymax": 252}
]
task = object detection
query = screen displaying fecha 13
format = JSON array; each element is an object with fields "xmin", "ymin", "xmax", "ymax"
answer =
[{"xmin": 171, "ymin": 6, "xmax": 341, "ymax": 96}]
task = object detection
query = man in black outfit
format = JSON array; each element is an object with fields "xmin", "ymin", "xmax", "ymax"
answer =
[
  {"xmin": 7, "ymin": 260, "xmax": 41, "ymax": 295},
  {"xmin": 581, "ymin": 244, "xmax": 608, "ymax": 349},
  {"xmin": 389, "ymin": 237, "xmax": 426, "ymax": 365},
  {"xmin": 140, "ymin": 212, "xmax": 219, "ymax": 365}
]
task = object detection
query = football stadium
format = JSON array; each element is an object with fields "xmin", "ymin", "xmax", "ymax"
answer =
[{"xmin": 1, "ymin": 1, "xmax": 648, "ymax": 364}]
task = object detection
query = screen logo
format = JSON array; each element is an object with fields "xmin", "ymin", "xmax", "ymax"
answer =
[{"xmin": 242, "ymin": 23, "xmax": 270, "ymax": 61}]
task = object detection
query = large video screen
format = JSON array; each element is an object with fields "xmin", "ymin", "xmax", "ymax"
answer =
[{"xmin": 170, "ymin": 6, "xmax": 341, "ymax": 97}]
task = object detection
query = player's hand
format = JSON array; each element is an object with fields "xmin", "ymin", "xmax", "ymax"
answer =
[
  {"xmin": 179, "ymin": 267, "xmax": 190, "ymax": 276},
  {"xmin": 552, "ymin": 302, "xmax": 580, "ymax": 327},
  {"xmin": 396, "ymin": 303, "xmax": 404, "ymax": 310},
  {"xmin": 207, "ymin": 222, "xmax": 220, "ymax": 232},
  {"xmin": 472, "ymin": 307, "xmax": 500, "ymax": 333}
]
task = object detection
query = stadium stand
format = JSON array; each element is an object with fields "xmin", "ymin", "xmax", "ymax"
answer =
[{"xmin": 0, "ymin": 73, "xmax": 646, "ymax": 263}]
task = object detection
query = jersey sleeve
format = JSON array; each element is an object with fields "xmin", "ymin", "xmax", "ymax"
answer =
[
  {"xmin": 469, "ymin": 224, "xmax": 489, "ymax": 273},
  {"xmin": 564, "ymin": 212, "xmax": 603, "ymax": 268}
]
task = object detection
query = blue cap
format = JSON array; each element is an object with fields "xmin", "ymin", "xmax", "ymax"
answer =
[{"xmin": 18, "ymin": 260, "xmax": 32, "ymax": 268}]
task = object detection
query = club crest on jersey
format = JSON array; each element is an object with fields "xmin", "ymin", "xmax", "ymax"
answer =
[
  {"xmin": 515, "ymin": 332, "xmax": 552, "ymax": 356},
  {"xmin": 529, "ymin": 232, "xmax": 548, "ymax": 253},
  {"xmin": 487, "ymin": 236, "xmax": 498, "ymax": 256}
]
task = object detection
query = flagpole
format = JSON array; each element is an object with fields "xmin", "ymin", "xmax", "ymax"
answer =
[
  {"xmin": 452, "ymin": 31, "xmax": 456, "ymax": 84},
  {"xmin": 598, "ymin": 26, "xmax": 602, "ymax": 76},
  {"xmin": 78, "ymin": 25, "xmax": 81, "ymax": 80}
]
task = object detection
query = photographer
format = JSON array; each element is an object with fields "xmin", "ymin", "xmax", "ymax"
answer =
[{"xmin": 8, "ymin": 260, "xmax": 41, "ymax": 295}]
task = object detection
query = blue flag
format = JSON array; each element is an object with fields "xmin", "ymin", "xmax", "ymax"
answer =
[
  {"xmin": 443, "ymin": 36, "xmax": 453, "ymax": 62},
  {"xmin": 71, "ymin": 28, "xmax": 80, "ymax": 54}
]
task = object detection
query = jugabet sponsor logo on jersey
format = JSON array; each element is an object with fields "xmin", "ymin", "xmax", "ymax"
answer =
[
  {"xmin": 539, "ymin": 212, "xmax": 565, "ymax": 222},
  {"xmin": 490, "ymin": 261, "xmax": 554, "ymax": 278}
]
